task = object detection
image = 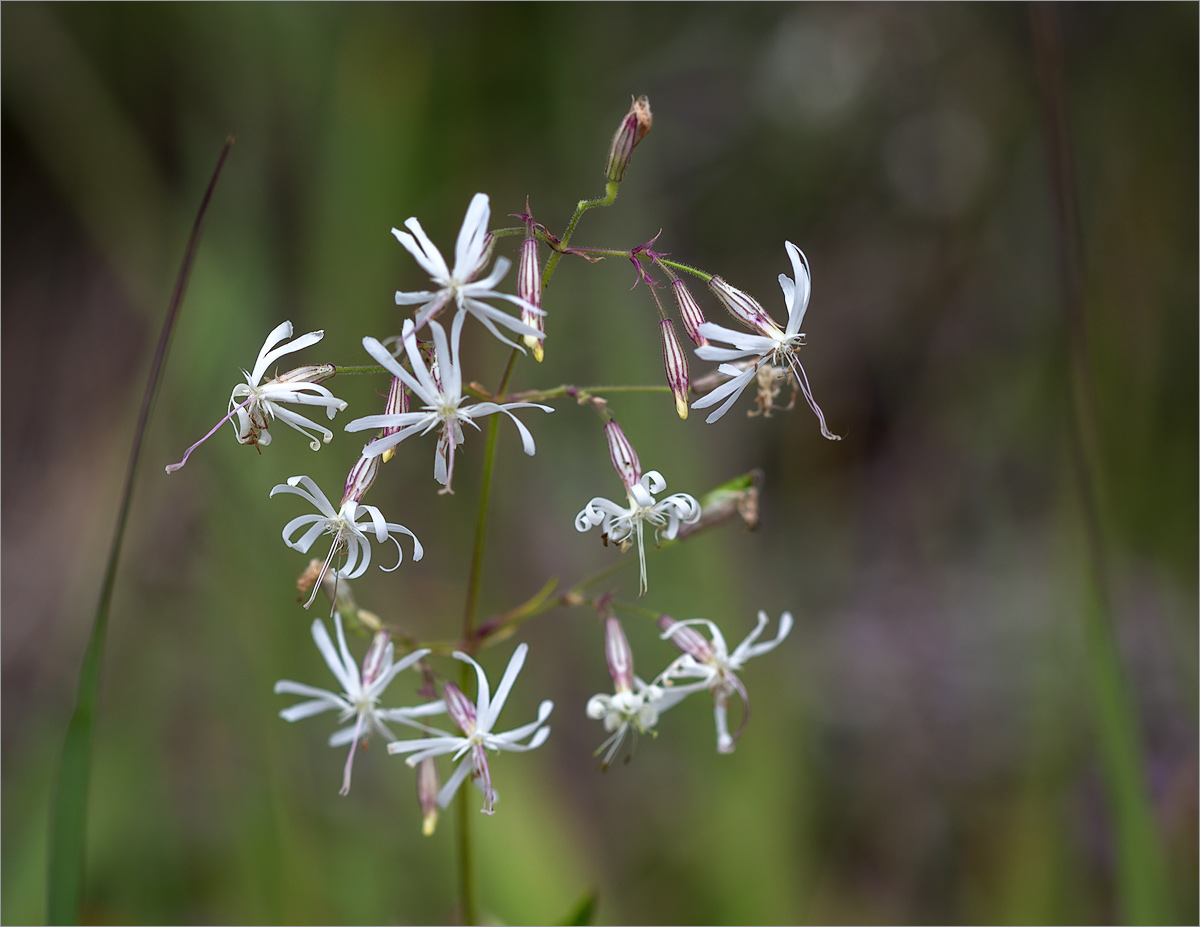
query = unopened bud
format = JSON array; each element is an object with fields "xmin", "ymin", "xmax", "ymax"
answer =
[
  {"xmin": 442, "ymin": 682, "xmax": 477, "ymax": 735},
  {"xmin": 709, "ymin": 277, "xmax": 778, "ymax": 335},
  {"xmin": 672, "ymin": 280, "xmax": 709, "ymax": 347},
  {"xmin": 360, "ymin": 631, "xmax": 391, "ymax": 687},
  {"xmin": 341, "ymin": 452, "xmax": 380, "ymax": 506},
  {"xmin": 605, "ymin": 95, "xmax": 652, "ymax": 183},
  {"xmin": 658, "ymin": 614, "xmax": 714, "ymax": 663},
  {"xmin": 518, "ymin": 233, "xmax": 545, "ymax": 362},
  {"xmin": 417, "ymin": 756, "xmax": 440, "ymax": 836},
  {"xmin": 604, "ymin": 421, "xmax": 642, "ymax": 490},
  {"xmin": 274, "ymin": 364, "xmax": 337, "ymax": 386},
  {"xmin": 659, "ymin": 319, "xmax": 690, "ymax": 420},
  {"xmin": 604, "ymin": 616, "xmax": 635, "ymax": 694},
  {"xmin": 381, "ymin": 376, "xmax": 410, "ymax": 463}
]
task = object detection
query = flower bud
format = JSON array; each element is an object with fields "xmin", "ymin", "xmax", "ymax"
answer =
[
  {"xmin": 518, "ymin": 234, "xmax": 545, "ymax": 362},
  {"xmin": 658, "ymin": 615, "xmax": 714, "ymax": 663},
  {"xmin": 604, "ymin": 420, "xmax": 642, "ymax": 490},
  {"xmin": 672, "ymin": 279, "xmax": 709, "ymax": 347},
  {"xmin": 380, "ymin": 375, "xmax": 410, "ymax": 463},
  {"xmin": 604, "ymin": 616, "xmax": 635, "ymax": 694},
  {"xmin": 360, "ymin": 630, "xmax": 391, "ymax": 687},
  {"xmin": 708, "ymin": 276, "xmax": 779, "ymax": 335},
  {"xmin": 442, "ymin": 682, "xmax": 477, "ymax": 735},
  {"xmin": 605, "ymin": 95, "xmax": 652, "ymax": 183},
  {"xmin": 274, "ymin": 364, "xmax": 337, "ymax": 385},
  {"xmin": 341, "ymin": 452, "xmax": 380, "ymax": 506},
  {"xmin": 659, "ymin": 319, "xmax": 690, "ymax": 420},
  {"xmin": 417, "ymin": 755, "xmax": 440, "ymax": 836}
]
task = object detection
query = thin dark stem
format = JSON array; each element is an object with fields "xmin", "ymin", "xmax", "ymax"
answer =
[{"xmin": 47, "ymin": 135, "xmax": 234, "ymax": 926}]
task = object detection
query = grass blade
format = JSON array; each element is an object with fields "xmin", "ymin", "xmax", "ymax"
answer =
[
  {"xmin": 1029, "ymin": 8, "xmax": 1169, "ymax": 923},
  {"xmin": 46, "ymin": 136, "xmax": 235, "ymax": 925}
]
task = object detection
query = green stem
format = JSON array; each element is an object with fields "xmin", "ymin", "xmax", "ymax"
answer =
[
  {"xmin": 455, "ymin": 346, "xmax": 519, "ymax": 926},
  {"xmin": 333, "ymin": 364, "xmax": 389, "ymax": 376},
  {"xmin": 505, "ymin": 383, "xmax": 670, "ymax": 404},
  {"xmin": 455, "ymin": 737, "xmax": 476, "ymax": 927},
  {"xmin": 657, "ymin": 258, "xmax": 713, "ymax": 282},
  {"xmin": 461, "ymin": 349, "xmax": 520, "ymax": 642},
  {"xmin": 47, "ymin": 136, "xmax": 234, "ymax": 926},
  {"xmin": 541, "ymin": 182, "xmax": 619, "ymax": 288}
]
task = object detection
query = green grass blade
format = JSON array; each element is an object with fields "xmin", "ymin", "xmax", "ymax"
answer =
[{"xmin": 46, "ymin": 136, "xmax": 235, "ymax": 925}]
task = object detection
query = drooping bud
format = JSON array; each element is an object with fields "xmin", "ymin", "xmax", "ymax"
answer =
[
  {"xmin": 671, "ymin": 279, "xmax": 709, "ymax": 347},
  {"xmin": 604, "ymin": 420, "xmax": 642, "ymax": 490},
  {"xmin": 708, "ymin": 276, "xmax": 779, "ymax": 335},
  {"xmin": 442, "ymin": 682, "xmax": 477, "ymax": 736},
  {"xmin": 604, "ymin": 616, "xmax": 635, "ymax": 694},
  {"xmin": 518, "ymin": 233, "xmax": 545, "ymax": 362},
  {"xmin": 381, "ymin": 376, "xmax": 409, "ymax": 463},
  {"xmin": 659, "ymin": 319, "xmax": 690, "ymax": 420},
  {"xmin": 360, "ymin": 630, "xmax": 391, "ymax": 688},
  {"xmin": 341, "ymin": 452, "xmax": 380, "ymax": 506},
  {"xmin": 417, "ymin": 755, "xmax": 440, "ymax": 836},
  {"xmin": 658, "ymin": 614, "xmax": 714, "ymax": 663},
  {"xmin": 605, "ymin": 95, "xmax": 653, "ymax": 183}
]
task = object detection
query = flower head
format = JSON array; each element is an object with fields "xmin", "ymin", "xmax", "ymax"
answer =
[
  {"xmin": 392, "ymin": 193, "xmax": 544, "ymax": 350},
  {"xmin": 586, "ymin": 616, "xmax": 688, "ymax": 767},
  {"xmin": 345, "ymin": 316, "xmax": 552, "ymax": 493},
  {"xmin": 575, "ymin": 422, "xmax": 700, "ymax": 596},
  {"xmin": 691, "ymin": 243, "xmax": 840, "ymax": 439},
  {"xmin": 165, "ymin": 321, "xmax": 346, "ymax": 473},
  {"xmin": 387, "ymin": 644, "xmax": 554, "ymax": 815},
  {"xmin": 274, "ymin": 613, "xmax": 439, "ymax": 794},
  {"xmin": 270, "ymin": 475, "xmax": 422, "ymax": 607},
  {"xmin": 657, "ymin": 611, "xmax": 793, "ymax": 754}
]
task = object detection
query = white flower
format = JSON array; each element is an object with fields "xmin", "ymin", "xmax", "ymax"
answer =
[
  {"xmin": 657, "ymin": 611, "xmax": 793, "ymax": 754},
  {"xmin": 691, "ymin": 242, "xmax": 840, "ymax": 439},
  {"xmin": 270, "ymin": 475, "xmax": 422, "ymax": 607},
  {"xmin": 574, "ymin": 423, "xmax": 699, "ymax": 597},
  {"xmin": 345, "ymin": 315, "xmax": 552, "ymax": 493},
  {"xmin": 166, "ymin": 321, "xmax": 347, "ymax": 473},
  {"xmin": 575, "ymin": 474, "xmax": 700, "ymax": 597},
  {"xmin": 386, "ymin": 644, "xmax": 553, "ymax": 815},
  {"xmin": 274, "ymin": 613, "xmax": 441, "ymax": 794},
  {"xmin": 586, "ymin": 614, "xmax": 689, "ymax": 768},
  {"xmin": 392, "ymin": 192, "xmax": 544, "ymax": 349}
]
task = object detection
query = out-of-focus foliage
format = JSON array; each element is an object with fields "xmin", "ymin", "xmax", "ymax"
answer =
[{"xmin": 3, "ymin": 4, "xmax": 1196, "ymax": 924}]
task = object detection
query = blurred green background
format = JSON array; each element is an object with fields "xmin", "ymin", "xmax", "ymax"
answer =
[{"xmin": 3, "ymin": 3, "xmax": 1196, "ymax": 924}]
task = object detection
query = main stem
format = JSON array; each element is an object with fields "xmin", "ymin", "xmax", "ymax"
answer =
[{"xmin": 455, "ymin": 346, "xmax": 519, "ymax": 926}]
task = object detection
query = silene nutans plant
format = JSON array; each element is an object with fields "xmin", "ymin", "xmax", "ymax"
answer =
[{"xmin": 164, "ymin": 95, "xmax": 842, "ymax": 922}]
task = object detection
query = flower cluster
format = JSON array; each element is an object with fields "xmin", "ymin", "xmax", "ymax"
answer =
[
  {"xmin": 168, "ymin": 99, "xmax": 837, "ymax": 837},
  {"xmin": 585, "ymin": 610, "xmax": 792, "ymax": 764}
]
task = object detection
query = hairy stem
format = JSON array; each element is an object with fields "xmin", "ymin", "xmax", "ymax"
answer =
[{"xmin": 541, "ymin": 182, "xmax": 619, "ymax": 288}]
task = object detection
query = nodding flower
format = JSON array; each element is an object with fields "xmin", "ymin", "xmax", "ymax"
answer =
[
  {"xmin": 657, "ymin": 611, "xmax": 793, "ymax": 754},
  {"xmin": 165, "ymin": 321, "xmax": 346, "ymax": 473},
  {"xmin": 574, "ymin": 421, "xmax": 700, "ymax": 596},
  {"xmin": 692, "ymin": 242, "xmax": 840, "ymax": 439}
]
